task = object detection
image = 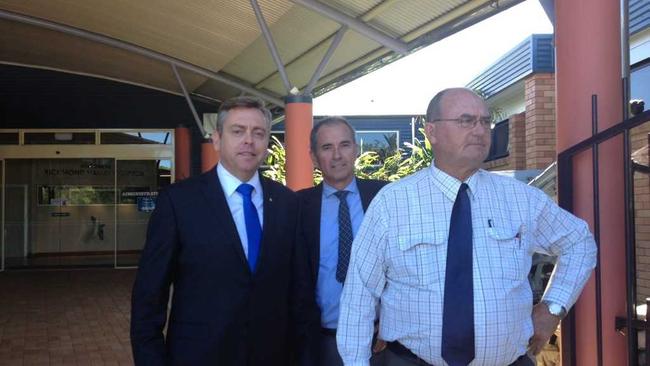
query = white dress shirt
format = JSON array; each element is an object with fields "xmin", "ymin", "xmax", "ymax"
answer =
[
  {"xmin": 337, "ymin": 164, "xmax": 597, "ymax": 366},
  {"xmin": 216, "ymin": 164, "xmax": 264, "ymax": 258}
]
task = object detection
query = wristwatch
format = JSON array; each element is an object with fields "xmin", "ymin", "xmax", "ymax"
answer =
[{"xmin": 542, "ymin": 300, "xmax": 567, "ymax": 319}]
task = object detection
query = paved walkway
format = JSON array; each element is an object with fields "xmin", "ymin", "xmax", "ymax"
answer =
[{"xmin": 0, "ymin": 269, "xmax": 136, "ymax": 365}]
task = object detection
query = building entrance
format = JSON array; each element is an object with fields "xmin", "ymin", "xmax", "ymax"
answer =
[
  {"xmin": 1, "ymin": 154, "xmax": 172, "ymax": 269},
  {"xmin": 4, "ymin": 158, "xmax": 116, "ymax": 267}
]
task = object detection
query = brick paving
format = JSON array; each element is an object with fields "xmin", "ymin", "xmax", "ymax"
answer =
[{"xmin": 0, "ymin": 269, "xmax": 136, "ymax": 365}]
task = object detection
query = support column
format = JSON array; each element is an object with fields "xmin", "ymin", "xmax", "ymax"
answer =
[
  {"xmin": 174, "ymin": 125, "xmax": 191, "ymax": 181},
  {"xmin": 201, "ymin": 138, "xmax": 219, "ymax": 173},
  {"xmin": 555, "ymin": 1, "xmax": 625, "ymax": 365},
  {"xmin": 285, "ymin": 95, "xmax": 313, "ymax": 190},
  {"xmin": 524, "ymin": 73, "xmax": 556, "ymax": 170}
]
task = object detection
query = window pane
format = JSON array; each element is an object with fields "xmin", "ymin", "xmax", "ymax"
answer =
[
  {"xmin": 24, "ymin": 132, "xmax": 95, "ymax": 145},
  {"xmin": 116, "ymin": 159, "xmax": 172, "ymax": 267},
  {"xmin": 356, "ymin": 131, "xmax": 398, "ymax": 157},
  {"xmin": 631, "ymin": 63, "xmax": 650, "ymax": 113},
  {"xmin": 37, "ymin": 185, "xmax": 115, "ymax": 205},
  {"xmin": 485, "ymin": 120, "xmax": 509, "ymax": 161},
  {"xmin": 101, "ymin": 132, "xmax": 171, "ymax": 144},
  {"xmin": 0, "ymin": 132, "xmax": 19, "ymax": 145}
]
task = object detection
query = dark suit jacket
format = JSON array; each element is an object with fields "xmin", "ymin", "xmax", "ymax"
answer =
[
  {"xmin": 295, "ymin": 178, "xmax": 387, "ymax": 364},
  {"xmin": 130, "ymin": 167, "xmax": 305, "ymax": 366}
]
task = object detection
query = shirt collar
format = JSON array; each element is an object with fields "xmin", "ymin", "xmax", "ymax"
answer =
[
  {"xmin": 322, "ymin": 177, "xmax": 359, "ymax": 198},
  {"xmin": 429, "ymin": 161, "xmax": 481, "ymax": 202},
  {"xmin": 216, "ymin": 163, "xmax": 262, "ymax": 198}
]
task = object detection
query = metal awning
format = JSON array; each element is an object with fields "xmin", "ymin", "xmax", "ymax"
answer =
[{"xmin": 0, "ymin": 0, "xmax": 524, "ymax": 110}]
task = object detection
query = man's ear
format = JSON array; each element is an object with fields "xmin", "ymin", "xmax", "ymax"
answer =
[
  {"xmin": 211, "ymin": 131, "xmax": 221, "ymax": 153},
  {"xmin": 310, "ymin": 150, "xmax": 320, "ymax": 169},
  {"xmin": 424, "ymin": 122, "xmax": 437, "ymax": 145}
]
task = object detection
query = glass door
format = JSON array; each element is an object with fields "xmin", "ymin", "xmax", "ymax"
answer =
[
  {"xmin": 115, "ymin": 159, "xmax": 172, "ymax": 268},
  {"xmin": 3, "ymin": 183, "xmax": 27, "ymax": 268},
  {"xmin": 1, "ymin": 159, "xmax": 3, "ymax": 271},
  {"xmin": 4, "ymin": 158, "xmax": 116, "ymax": 268}
]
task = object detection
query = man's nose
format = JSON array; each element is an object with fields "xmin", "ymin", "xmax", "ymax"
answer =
[{"xmin": 243, "ymin": 131, "xmax": 253, "ymax": 143}]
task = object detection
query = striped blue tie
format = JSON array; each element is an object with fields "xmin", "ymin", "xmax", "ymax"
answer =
[
  {"xmin": 334, "ymin": 190, "xmax": 352, "ymax": 283},
  {"xmin": 236, "ymin": 184, "xmax": 261, "ymax": 273},
  {"xmin": 441, "ymin": 183, "xmax": 475, "ymax": 366}
]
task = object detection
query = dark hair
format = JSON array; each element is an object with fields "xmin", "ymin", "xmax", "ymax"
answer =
[
  {"xmin": 310, "ymin": 116, "xmax": 356, "ymax": 152},
  {"xmin": 216, "ymin": 96, "xmax": 272, "ymax": 134}
]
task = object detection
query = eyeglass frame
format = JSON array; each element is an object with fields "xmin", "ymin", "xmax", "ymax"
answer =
[{"xmin": 429, "ymin": 114, "xmax": 492, "ymax": 129}]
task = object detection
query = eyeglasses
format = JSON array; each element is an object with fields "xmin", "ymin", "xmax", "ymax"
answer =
[{"xmin": 430, "ymin": 115, "xmax": 492, "ymax": 129}]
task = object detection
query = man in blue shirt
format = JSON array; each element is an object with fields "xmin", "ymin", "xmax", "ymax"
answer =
[
  {"xmin": 131, "ymin": 97, "xmax": 305, "ymax": 365},
  {"xmin": 297, "ymin": 116, "xmax": 387, "ymax": 366}
]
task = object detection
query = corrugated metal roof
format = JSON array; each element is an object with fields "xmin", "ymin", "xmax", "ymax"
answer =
[
  {"xmin": 0, "ymin": 0, "xmax": 526, "ymax": 115},
  {"xmin": 466, "ymin": 34, "xmax": 553, "ymax": 99},
  {"xmin": 531, "ymin": 34, "xmax": 554, "ymax": 73},
  {"xmin": 631, "ymin": 0, "xmax": 650, "ymax": 36},
  {"xmin": 469, "ymin": 1, "xmax": 650, "ymax": 99}
]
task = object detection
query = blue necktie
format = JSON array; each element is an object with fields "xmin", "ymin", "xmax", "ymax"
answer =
[
  {"xmin": 236, "ymin": 183, "xmax": 261, "ymax": 272},
  {"xmin": 334, "ymin": 190, "xmax": 352, "ymax": 283},
  {"xmin": 441, "ymin": 183, "xmax": 475, "ymax": 366}
]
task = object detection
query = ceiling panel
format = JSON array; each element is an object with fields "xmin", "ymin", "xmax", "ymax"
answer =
[
  {"xmin": 0, "ymin": 0, "xmax": 294, "ymax": 71},
  {"xmin": 0, "ymin": 19, "xmax": 206, "ymax": 94},
  {"xmin": 222, "ymin": 5, "xmax": 342, "ymax": 86},
  {"xmin": 0, "ymin": 0, "xmax": 524, "ymax": 107}
]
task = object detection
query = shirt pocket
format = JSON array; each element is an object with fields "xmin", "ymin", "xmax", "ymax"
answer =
[
  {"xmin": 486, "ymin": 223, "xmax": 529, "ymax": 281},
  {"xmin": 390, "ymin": 234, "xmax": 446, "ymax": 288}
]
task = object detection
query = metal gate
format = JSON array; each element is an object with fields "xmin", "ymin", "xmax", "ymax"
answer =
[{"xmin": 557, "ymin": 98, "xmax": 650, "ymax": 365}]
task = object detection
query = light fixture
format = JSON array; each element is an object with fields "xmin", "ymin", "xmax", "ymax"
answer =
[{"xmin": 54, "ymin": 133, "xmax": 73, "ymax": 141}]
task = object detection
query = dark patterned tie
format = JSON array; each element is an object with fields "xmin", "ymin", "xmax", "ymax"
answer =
[
  {"xmin": 335, "ymin": 190, "xmax": 352, "ymax": 283},
  {"xmin": 236, "ymin": 183, "xmax": 261, "ymax": 273},
  {"xmin": 441, "ymin": 183, "xmax": 475, "ymax": 366}
]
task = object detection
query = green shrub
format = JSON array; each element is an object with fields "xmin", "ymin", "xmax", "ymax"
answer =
[{"xmin": 262, "ymin": 129, "xmax": 433, "ymax": 185}]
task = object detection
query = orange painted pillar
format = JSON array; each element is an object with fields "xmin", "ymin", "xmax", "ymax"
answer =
[
  {"xmin": 555, "ymin": 1, "xmax": 626, "ymax": 365},
  {"xmin": 285, "ymin": 95, "xmax": 313, "ymax": 191},
  {"xmin": 174, "ymin": 125, "xmax": 191, "ymax": 181},
  {"xmin": 201, "ymin": 138, "xmax": 219, "ymax": 173}
]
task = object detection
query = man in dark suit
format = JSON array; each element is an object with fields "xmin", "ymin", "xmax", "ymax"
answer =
[
  {"xmin": 130, "ymin": 96, "xmax": 305, "ymax": 365},
  {"xmin": 297, "ymin": 117, "xmax": 387, "ymax": 366}
]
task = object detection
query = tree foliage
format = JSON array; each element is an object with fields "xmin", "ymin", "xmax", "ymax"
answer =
[{"xmin": 262, "ymin": 124, "xmax": 433, "ymax": 185}]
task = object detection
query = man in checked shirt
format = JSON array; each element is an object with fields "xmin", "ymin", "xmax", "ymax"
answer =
[{"xmin": 336, "ymin": 88, "xmax": 597, "ymax": 366}]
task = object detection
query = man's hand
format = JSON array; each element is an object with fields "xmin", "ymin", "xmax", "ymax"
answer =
[
  {"xmin": 528, "ymin": 302, "xmax": 561, "ymax": 355},
  {"xmin": 372, "ymin": 322, "xmax": 386, "ymax": 353},
  {"xmin": 372, "ymin": 339, "xmax": 386, "ymax": 354}
]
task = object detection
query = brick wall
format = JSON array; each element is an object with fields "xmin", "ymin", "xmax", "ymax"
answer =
[
  {"xmin": 484, "ymin": 156, "xmax": 510, "ymax": 170},
  {"xmin": 631, "ymin": 123, "xmax": 650, "ymax": 302},
  {"xmin": 525, "ymin": 73, "xmax": 556, "ymax": 170},
  {"xmin": 509, "ymin": 112, "xmax": 527, "ymax": 170}
]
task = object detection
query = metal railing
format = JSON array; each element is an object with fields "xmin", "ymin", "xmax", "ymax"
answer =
[{"xmin": 557, "ymin": 97, "xmax": 650, "ymax": 365}]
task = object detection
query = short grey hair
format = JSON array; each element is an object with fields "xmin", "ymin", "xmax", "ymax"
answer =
[
  {"xmin": 215, "ymin": 96, "xmax": 272, "ymax": 134},
  {"xmin": 426, "ymin": 87, "xmax": 481, "ymax": 122},
  {"xmin": 310, "ymin": 116, "xmax": 357, "ymax": 152}
]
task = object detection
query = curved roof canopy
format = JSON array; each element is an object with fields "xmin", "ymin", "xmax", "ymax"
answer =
[{"xmin": 0, "ymin": 0, "xmax": 523, "ymax": 109}]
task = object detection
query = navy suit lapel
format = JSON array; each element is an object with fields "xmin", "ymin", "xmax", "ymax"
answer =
[
  {"xmin": 256, "ymin": 176, "xmax": 277, "ymax": 275},
  {"xmin": 305, "ymin": 184, "xmax": 323, "ymax": 280},
  {"xmin": 357, "ymin": 179, "xmax": 373, "ymax": 212},
  {"xmin": 200, "ymin": 169, "xmax": 250, "ymax": 272}
]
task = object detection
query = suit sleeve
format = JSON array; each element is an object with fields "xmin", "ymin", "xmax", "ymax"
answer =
[
  {"xmin": 291, "ymin": 196, "xmax": 321, "ymax": 366},
  {"xmin": 130, "ymin": 189, "xmax": 179, "ymax": 364}
]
